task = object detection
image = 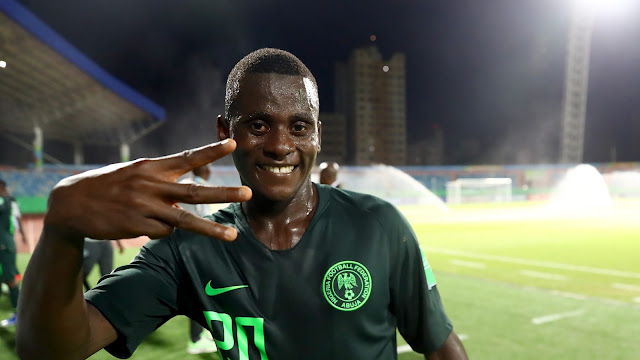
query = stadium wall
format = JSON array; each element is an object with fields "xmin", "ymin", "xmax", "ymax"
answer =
[
  {"xmin": 3, "ymin": 162, "xmax": 639, "ymax": 252},
  {"xmin": 0, "ymin": 166, "xmax": 93, "ymax": 214},
  {"xmin": 3, "ymin": 162, "xmax": 640, "ymax": 209},
  {"xmin": 15, "ymin": 215, "xmax": 148, "ymax": 254}
]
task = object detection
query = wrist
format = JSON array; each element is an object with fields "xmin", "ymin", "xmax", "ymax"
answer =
[{"xmin": 40, "ymin": 222, "xmax": 85, "ymax": 248}]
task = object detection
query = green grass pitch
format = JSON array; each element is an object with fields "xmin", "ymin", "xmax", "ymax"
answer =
[{"xmin": 1, "ymin": 201, "xmax": 638, "ymax": 359}]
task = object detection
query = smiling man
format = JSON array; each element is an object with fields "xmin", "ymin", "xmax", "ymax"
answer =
[{"xmin": 17, "ymin": 48, "xmax": 467, "ymax": 360}]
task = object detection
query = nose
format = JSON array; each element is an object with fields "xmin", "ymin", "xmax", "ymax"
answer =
[{"xmin": 263, "ymin": 125, "xmax": 294, "ymax": 160}]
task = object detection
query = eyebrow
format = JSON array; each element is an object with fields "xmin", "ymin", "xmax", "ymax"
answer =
[
  {"xmin": 290, "ymin": 112, "xmax": 314, "ymax": 122},
  {"xmin": 243, "ymin": 111, "xmax": 315, "ymax": 123},
  {"xmin": 244, "ymin": 111, "xmax": 271, "ymax": 121}
]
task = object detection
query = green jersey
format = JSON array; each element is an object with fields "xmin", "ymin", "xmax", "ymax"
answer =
[
  {"xmin": 0, "ymin": 196, "xmax": 15, "ymax": 250},
  {"xmin": 86, "ymin": 184, "xmax": 453, "ymax": 359}
]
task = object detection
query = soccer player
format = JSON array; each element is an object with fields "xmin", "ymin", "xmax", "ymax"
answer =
[
  {"xmin": 10, "ymin": 195, "xmax": 28, "ymax": 253},
  {"xmin": 81, "ymin": 238, "xmax": 124, "ymax": 291},
  {"xmin": 319, "ymin": 161, "xmax": 342, "ymax": 188},
  {"xmin": 17, "ymin": 48, "xmax": 468, "ymax": 359},
  {"xmin": 0, "ymin": 179, "xmax": 27, "ymax": 327},
  {"xmin": 179, "ymin": 165, "xmax": 219, "ymax": 355}
]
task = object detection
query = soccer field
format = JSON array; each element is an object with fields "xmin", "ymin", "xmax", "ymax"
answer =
[{"xmin": 1, "ymin": 201, "xmax": 638, "ymax": 359}]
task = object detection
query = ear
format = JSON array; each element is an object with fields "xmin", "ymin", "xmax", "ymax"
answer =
[
  {"xmin": 317, "ymin": 120, "xmax": 322, "ymax": 153},
  {"xmin": 217, "ymin": 115, "xmax": 230, "ymax": 141}
]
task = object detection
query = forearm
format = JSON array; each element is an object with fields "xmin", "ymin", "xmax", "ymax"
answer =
[
  {"xmin": 16, "ymin": 226, "xmax": 94, "ymax": 359},
  {"xmin": 425, "ymin": 331, "xmax": 468, "ymax": 360}
]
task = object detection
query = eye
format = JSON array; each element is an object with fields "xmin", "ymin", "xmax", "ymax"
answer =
[
  {"xmin": 292, "ymin": 122, "xmax": 309, "ymax": 135},
  {"xmin": 249, "ymin": 120, "xmax": 268, "ymax": 134}
]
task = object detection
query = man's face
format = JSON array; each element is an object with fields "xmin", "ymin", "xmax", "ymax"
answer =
[{"xmin": 220, "ymin": 73, "xmax": 321, "ymax": 202}]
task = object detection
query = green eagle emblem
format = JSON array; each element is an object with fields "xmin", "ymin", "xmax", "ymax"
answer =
[{"xmin": 337, "ymin": 273, "xmax": 358, "ymax": 290}]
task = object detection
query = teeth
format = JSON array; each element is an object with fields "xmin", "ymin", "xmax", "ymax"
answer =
[{"xmin": 263, "ymin": 165, "xmax": 294, "ymax": 174}]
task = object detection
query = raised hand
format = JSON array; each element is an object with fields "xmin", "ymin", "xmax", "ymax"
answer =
[{"xmin": 43, "ymin": 139, "xmax": 251, "ymax": 242}]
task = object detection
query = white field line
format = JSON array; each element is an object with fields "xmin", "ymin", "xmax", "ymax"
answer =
[
  {"xmin": 426, "ymin": 247, "xmax": 640, "ymax": 279},
  {"xmin": 549, "ymin": 290, "xmax": 587, "ymax": 300},
  {"xmin": 531, "ymin": 309, "xmax": 585, "ymax": 325},
  {"xmin": 634, "ymin": 297, "xmax": 640, "ymax": 304},
  {"xmin": 520, "ymin": 270, "xmax": 567, "ymax": 281},
  {"xmin": 612, "ymin": 283, "xmax": 640, "ymax": 292},
  {"xmin": 602, "ymin": 298, "xmax": 625, "ymax": 306},
  {"xmin": 397, "ymin": 334, "xmax": 468, "ymax": 354},
  {"xmin": 451, "ymin": 259, "xmax": 486, "ymax": 269}
]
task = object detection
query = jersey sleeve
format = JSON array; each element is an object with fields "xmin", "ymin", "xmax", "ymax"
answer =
[
  {"xmin": 387, "ymin": 208, "xmax": 453, "ymax": 354},
  {"xmin": 84, "ymin": 234, "xmax": 184, "ymax": 358},
  {"xmin": 11, "ymin": 201, "xmax": 21, "ymax": 218}
]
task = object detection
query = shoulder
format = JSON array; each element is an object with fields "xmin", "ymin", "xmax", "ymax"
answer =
[
  {"xmin": 0, "ymin": 196, "xmax": 11, "ymax": 209},
  {"xmin": 319, "ymin": 184, "xmax": 409, "ymax": 233}
]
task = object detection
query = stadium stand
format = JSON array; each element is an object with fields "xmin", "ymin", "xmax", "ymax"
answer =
[
  {"xmin": 0, "ymin": 168, "xmax": 75, "ymax": 198},
  {"xmin": 0, "ymin": 0, "xmax": 165, "ymax": 166},
  {"xmin": 0, "ymin": 0, "xmax": 166, "ymax": 252}
]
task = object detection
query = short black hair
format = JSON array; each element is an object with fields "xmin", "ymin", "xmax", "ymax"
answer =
[
  {"xmin": 225, "ymin": 48, "xmax": 318, "ymax": 119},
  {"xmin": 0, "ymin": 179, "xmax": 5, "ymax": 188}
]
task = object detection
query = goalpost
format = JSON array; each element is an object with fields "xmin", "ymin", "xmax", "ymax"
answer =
[{"xmin": 446, "ymin": 178, "xmax": 513, "ymax": 205}]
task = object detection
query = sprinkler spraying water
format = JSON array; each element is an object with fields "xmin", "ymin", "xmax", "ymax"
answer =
[
  {"xmin": 338, "ymin": 165, "xmax": 449, "ymax": 213},
  {"xmin": 548, "ymin": 164, "xmax": 611, "ymax": 210}
]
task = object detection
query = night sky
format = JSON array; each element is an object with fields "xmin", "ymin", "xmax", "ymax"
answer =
[{"xmin": 15, "ymin": 0, "xmax": 640, "ymax": 165}]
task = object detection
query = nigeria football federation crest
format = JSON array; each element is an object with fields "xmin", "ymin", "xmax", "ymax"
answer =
[{"xmin": 322, "ymin": 261, "xmax": 372, "ymax": 311}]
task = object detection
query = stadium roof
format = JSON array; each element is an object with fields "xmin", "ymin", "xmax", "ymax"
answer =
[{"xmin": 0, "ymin": 0, "xmax": 165, "ymax": 146}]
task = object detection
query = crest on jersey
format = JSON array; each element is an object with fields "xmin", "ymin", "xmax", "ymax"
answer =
[{"xmin": 322, "ymin": 261, "xmax": 372, "ymax": 311}]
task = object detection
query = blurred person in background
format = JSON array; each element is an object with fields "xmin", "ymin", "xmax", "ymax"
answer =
[
  {"xmin": 0, "ymin": 179, "xmax": 27, "ymax": 327},
  {"xmin": 18, "ymin": 48, "xmax": 467, "ymax": 360},
  {"xmin": 10, "ymin": 195, "xmax": 28, "ymax": 255},
  {"xmin": 8, "ymin": 187, "xmax": 27, "ymax": 287},
  {"xmin": 319, "ymin": 161, "xmax": 342, "ymax": 188},
  {"xmin": 82, "ymin": 238, "xmax": 124, "ymax": 291},
  {"xmin": 178, "ymin": 165, "xmax": 218, "ymax": 355}
]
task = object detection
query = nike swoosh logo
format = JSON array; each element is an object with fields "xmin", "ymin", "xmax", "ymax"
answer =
[{"xmin": 205, "ymin": 281, "xmax": 249, "ymax": 296}]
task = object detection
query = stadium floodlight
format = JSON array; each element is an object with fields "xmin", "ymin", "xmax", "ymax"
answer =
[
  {"xmin": 571, "ymin": 0, "xmax": 634, "ymax": 18},
  {"xmin": 0, "ymin": 60, "xmax": 6, "ymax": 68},
  {"xmin": 561, "ymin": 0, "xmax": 635, "ymax": 163}
]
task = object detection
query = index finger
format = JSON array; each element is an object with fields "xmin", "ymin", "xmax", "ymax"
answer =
[{"xmin": 153, "ymin": 139, "xmax": 236, "ymax": 176}]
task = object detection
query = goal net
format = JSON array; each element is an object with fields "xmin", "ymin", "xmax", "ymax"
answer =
[{"xmin": 446, "ymin": 178, "xmax": 512, "ymax": 205}]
